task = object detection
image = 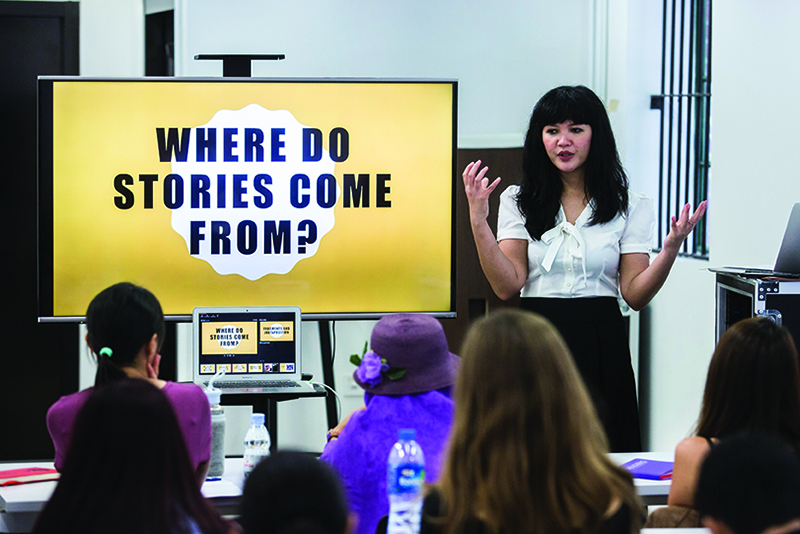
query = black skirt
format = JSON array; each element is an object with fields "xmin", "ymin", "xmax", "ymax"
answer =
[{"xmin": 521, "ymin": 296, "xmax": 641, "ymax": 452}]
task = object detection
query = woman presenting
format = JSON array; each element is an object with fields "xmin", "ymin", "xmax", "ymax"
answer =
[{"xmin": 465, "ymin": 85, "xmax": 706, "ymax": 451}]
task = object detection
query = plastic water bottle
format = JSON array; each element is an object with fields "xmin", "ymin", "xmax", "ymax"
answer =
[
  {"xmin": 205, "ymin": 368, "xmax": 227, "ymax": 478},
  {"xmin": 205, "ymin": 388, "xmax": 226, "ymax": 477},
  {"xmin": 243, "ymin": 413, "xmax": 271, "ymax": 479},
  {"xmin": 387, "ymin": 428, "xmax": 425, "ymax": 534}
]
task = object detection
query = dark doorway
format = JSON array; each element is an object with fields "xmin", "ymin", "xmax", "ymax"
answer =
[
  {"xmin": 145, "ymin": 9, "xmax": 174, "ymax": 76},
  {"xmin": 0, "ymin": 2, "xmax": 79, "ymax": 460}
]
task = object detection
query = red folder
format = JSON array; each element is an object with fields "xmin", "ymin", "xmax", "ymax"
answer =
[{"xmin": 0, "ymin": 467, "xmax": 60, "ymax": 486}]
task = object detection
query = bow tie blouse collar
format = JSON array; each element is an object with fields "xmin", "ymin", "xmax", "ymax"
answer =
[{"xmin": 540, "ymin": 206, "xmax": 591, "ymax": 286}]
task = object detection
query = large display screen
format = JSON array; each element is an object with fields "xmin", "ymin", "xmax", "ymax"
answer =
[{"xmin": 37, "ymin": 77, "xmax": 457, "ymax": 320}]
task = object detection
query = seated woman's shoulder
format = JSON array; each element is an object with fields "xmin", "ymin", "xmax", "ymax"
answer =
[
  {"xmin": 667, "ymin": 436, "xmax": 716, "ymax": 508},
  {"xmin": 164, "ymin": 381, "xmax": 207, "ymax": 397},
  {"xmin": 675, "ymin": 436, "xmax": 714, "ymax": 460}
]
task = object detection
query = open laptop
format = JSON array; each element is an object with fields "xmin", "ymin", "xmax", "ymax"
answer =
[
  {"xmin": 192, "ymin": 306, "xmax": 309, "ymax": 394},
  {"xmin": 711, "ymin": 202, "xmax": 800, "ymax": 278}
]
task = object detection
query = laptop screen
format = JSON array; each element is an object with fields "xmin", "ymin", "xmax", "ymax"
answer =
[
  {"xmin": 193, "ymin": 306, "xmax": 301, "ymax": 380},
  {"xmin": 774, "ymin": 203, "xmax": 800, "ymax": 275}
]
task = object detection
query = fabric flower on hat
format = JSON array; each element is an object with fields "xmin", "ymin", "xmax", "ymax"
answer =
[
  {"xmin": 351, "ymin": 342, "xmax": 406, "ymax": 387},
  {"xmin": 355, "ymin": 352, "xmax": 389, "ymax": 386}
]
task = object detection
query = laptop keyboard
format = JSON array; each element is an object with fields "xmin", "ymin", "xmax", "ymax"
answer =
[{"xmin": 204, "ymin": 380, "xmax": 302, "ymax": 389}]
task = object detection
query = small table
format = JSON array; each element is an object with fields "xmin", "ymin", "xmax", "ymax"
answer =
[
  {"xmin": 609, "ymin": 451, "xmax": 673, "ymax": 506},
  {"xmin": 221, "ymin": 383, "xmax": 327, "ymax": 453},
  {"xmin": 0, "ymin": 458, "xmax": 246, "ymax": 533}
]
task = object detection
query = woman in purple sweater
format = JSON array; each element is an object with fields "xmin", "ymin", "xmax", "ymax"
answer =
[
  {"xmin": 46, "ymin": 282, "xmax": 211, "ymax": 485},
  {"xmin": 321, "ymin": 314, "xmax": 460, "ymax": 534}
]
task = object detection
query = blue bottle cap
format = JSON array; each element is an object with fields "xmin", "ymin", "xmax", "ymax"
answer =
[
  {"xmin": 251, "ymin": 413, "xmax": 265, "ymax": 426},
  {"xmin": 398, "ymin": 428, "xmax": 416, "ymax": 441}
]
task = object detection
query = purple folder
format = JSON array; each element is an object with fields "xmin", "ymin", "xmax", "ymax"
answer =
[{"xmin": 621, "ymin": 458, "xmax": 674, "ymax": 480}]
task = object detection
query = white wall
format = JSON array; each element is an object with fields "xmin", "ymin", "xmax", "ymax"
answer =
[
  {"xmin": 174, "ymin": 0, "xmax": 600, "ymax": 149},
  {"xmin": 710, "ymin": 2, "xmax": 800, "ymax": 267},
  {"xmin": 145, "ymin": 0, "xmax": 172, "ymax": 15},
  {"xmin": 639, "ymin": 261, "xmax": 716, "ymax": 450},
  {"xmin": 79, "ymin": 0, "xmax": 144, "ymax": 76}
]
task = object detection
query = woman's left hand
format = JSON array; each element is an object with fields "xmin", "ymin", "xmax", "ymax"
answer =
[
  {"xmin": 664, "ymin": 200, "xmax": 707, "ymax": 251},
  {"xmin": 328, "ymin": 406, "xmax": 366, "ymax": 440},
  {"xmin": 621, "ymin": 199, "xmax": 708, "ymax": 311}
]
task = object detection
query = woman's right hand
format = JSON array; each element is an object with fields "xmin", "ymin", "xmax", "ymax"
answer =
[
  {"xmin": 463, "ymin": 160, "xmax": 501, "ymax": 225},
  {"xmin": 462, "ymin": 160, "xmax": 528, "ymax": 300}
]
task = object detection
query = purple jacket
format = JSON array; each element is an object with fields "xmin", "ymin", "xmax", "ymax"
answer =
[
  {"xmin": 47, "ymin": 381, "xmax": 211, "ymax": 472},
  {"xmin": 321, "ymin": 391, "xmax": 454, "ymax": 534}
]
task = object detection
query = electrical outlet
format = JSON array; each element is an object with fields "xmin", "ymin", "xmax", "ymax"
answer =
[{"xmin": 342, "ymin": 374, "xmax": 362, "ymax": 397}]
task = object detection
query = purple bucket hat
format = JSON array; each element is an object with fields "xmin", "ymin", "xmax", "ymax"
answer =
[{"xmin": 353, "ymin": 313, "xmax": 460, "ymax": 396}]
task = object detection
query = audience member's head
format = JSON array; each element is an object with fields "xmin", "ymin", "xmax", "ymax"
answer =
[
  {"xmin": 697, "ymin": 433, "xmax": 800, "ymax": 534},
  {"xmin": 439, "ymin": 309, "xmax": 641, "ymax": 534},
  {"xmin": 352, "ymin": 313, "xmax": 460, "ymax": 397},
  {"xmin": 240, "ymin": 452, "xmax": 353, "ymax": 534},
  {"xmin": 86, "ymin": 282, "xmax": 166, "ymax": 386},
  {"xmin": 33, "ymin": 379, "xmax": 230, "ymax": 534},
  {"xmin": 697, "ymin": 317, "xmax": 800, "ymax": 448}
]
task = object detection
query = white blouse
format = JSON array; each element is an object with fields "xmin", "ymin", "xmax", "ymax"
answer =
[{"xmin": 497, "ymin": 185, "xmax": 655, "ymax": 299}]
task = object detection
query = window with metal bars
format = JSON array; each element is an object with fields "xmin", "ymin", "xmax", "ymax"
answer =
[{"xmin": 650, "ymin": 0, "xmax": 711, "ymax": 258}]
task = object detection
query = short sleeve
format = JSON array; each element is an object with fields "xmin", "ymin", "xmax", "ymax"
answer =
[
  {"xmin": 47, "ymin": 389, "xmax": 92, "ymax": 472},
  {"xmin": 620, "ymin": 192, "xmax": 655, "ymax": 254},
  {"xmin": 190, "ymin": 386, "xmax": 212, "ymax": 466},
  {"xmin": 164, "ymin": 382, "xmax": 212, "ymax": 469},
  {"xmin": 496, "ymin": 185, "xmax": 530, "ymax": 242},
  {"xmin": 47, "ymin": 401, "xmax": 69, "ymax": 471}
]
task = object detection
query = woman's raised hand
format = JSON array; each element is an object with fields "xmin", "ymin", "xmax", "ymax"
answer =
[
  {"xmin": 664, "ymin": 200, "xmax": 708, "ymax": 250},
  {"xmin": 463, "ymin": 160, "xmax": 501, "ymax": 224}
]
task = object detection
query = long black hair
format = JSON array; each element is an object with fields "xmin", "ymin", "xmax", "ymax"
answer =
[
  {"xmin": 86, "ymin": 282, "xmax": 165, "ymax": 386},
  {"xmin": 33, "ymin": 380, "xmax": 231, "ymax": 534},
  {"xmin": 518, "ymin": 85, "xmax": 629, "ymax": 240}
]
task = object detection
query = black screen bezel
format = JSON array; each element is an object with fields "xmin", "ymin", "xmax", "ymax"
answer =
[{"xmin": 36, "ymin": 76, "xmax": 458, "ymax": 321}]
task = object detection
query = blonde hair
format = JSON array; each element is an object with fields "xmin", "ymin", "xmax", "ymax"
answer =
[{"xmin": 438, "ymin": 309, "xmax": 641, "ymax": 534}]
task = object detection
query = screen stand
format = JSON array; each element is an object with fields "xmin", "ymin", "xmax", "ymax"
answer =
[
  {"xmin": 193, "ymin": 54, "xmax": 285, "ymax": 77},
  {"xmin": 195, "ymin": 52, "xmax": 340, "ymax": 438},
  {"xmin": 318, "ymin": 320, "xmax": 338, "ymax": 428}
]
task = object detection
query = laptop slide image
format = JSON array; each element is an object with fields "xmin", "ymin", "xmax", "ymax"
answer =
[{"xmin": 192, "ymin": 306, "xmax": 309, "ymax": 394}]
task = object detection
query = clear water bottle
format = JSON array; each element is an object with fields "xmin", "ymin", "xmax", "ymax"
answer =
[
  {"xmin": 387, "ymin": 428, "xmax": 425, "ymax": 534},
  {"xmin": 243, "ymin": 413, "xmax": 271, "ymax": 479},
  {"xmin": 205, "ymin": 388, "xmax": 226, "ymax": 478}
]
